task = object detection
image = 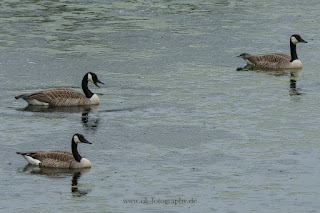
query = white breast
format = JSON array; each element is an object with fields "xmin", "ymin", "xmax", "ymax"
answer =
[
  {"xmin": 89, "ymin": 94, "xmax": 100, "ymax": 105},
  {"xmin": 80, "ymin": 158, "xmax": 92, "ymax": 168},
  {"xmin": 288, "ymin": 59, "xmax": 302, "ymax": 68}
]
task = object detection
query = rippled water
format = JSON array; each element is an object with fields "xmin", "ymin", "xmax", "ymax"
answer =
[{"xmin": 1, "ymin": 0, "xmax": 320, "ymax": 212}]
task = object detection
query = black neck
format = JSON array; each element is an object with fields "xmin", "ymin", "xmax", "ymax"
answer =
[
  {"xmin": 82, "ymin": 74, "xmax": 94, "ymax": 98},
  {"xmin": 290, "ymin": 40, "xmax": 298, "ymax": 62},
  {"xmin": 72, "ymin": 140, "xmax": 82, "ymax": 162}
]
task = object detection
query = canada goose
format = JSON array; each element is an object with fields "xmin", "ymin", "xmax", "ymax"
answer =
[
  {"xmin": 237, "ymin": 34, "xmax": 307, "ymax": 69},
  {"xmin": 16, "ymin": 134, "xmax": 92, "ymax": 169},
  {"xmin": 15, "ymin": 72, "xmax": 104, "ymax": 106}
]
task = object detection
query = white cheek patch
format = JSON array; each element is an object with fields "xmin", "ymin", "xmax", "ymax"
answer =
[
  {"xmin": 291, "ymin": 36, "xmax": 299, "ymax": 45},
  {"xmin": 73, "ymin": 135, "xmax": 81, "ymax": 144},
  {"xmin": 88, "ymin": 73, "xmax": 93, "ymax": 83},
  {"xmin": 245, "ymin": 59, "xmax": 255, "ymax": 65}
]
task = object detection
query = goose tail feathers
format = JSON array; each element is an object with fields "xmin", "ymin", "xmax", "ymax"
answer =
[{"xmin": 15, "ymin": 95, "xmax": 24, "ymax": 99}]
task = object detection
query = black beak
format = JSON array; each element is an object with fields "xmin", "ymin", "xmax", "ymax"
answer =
[
  {"xmin": 94, "ymin": 80, "xmax": 104, "ymax": 88},
  {"xmin": 82, "ymin": 139, "xmax": 92, "ymax": 144},
  {"xmin": 300, "ymin": 39, "xmax": 307, "ymax": 43}
]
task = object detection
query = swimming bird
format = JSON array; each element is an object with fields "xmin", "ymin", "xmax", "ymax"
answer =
[
  {"xmin": 237, "ymin": 34, "xmax": 307, "ymax": 69},
  {"xmin": 15, "ymin": 72, "xmax": 104, "ymax": 106},
  {"xmin": 16, "ymin": 134, "xmax": 92, "ymax": 169}
]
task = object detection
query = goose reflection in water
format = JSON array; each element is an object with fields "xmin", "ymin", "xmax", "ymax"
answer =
[
  {"xmin": 289, "ymin": 70, "xmax": 302, "ymax": 96},
  {"xmin": 22, "ymin": 165, "xmax": 91, "ymax": 197},
  {"xmin": 236, "ymin": 66, "xmax": 302, "ymax": 96},
  {"xmin": 20, "ymin": 104, "xmax": 99, "ymax": 114},
  {"xmin": 18, "ymin": 105, "xmax": 101, "ymax": 131},
  {"xmin": 82, "ymin": 111, "xmax": 100, "ymax": 131}
]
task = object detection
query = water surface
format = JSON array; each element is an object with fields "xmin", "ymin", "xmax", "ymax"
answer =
[{"xmin": 1, "ymin": 0, "xmax": 320, "ymax": 212}]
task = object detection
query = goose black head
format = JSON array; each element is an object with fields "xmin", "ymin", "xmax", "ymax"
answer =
[
  {"xmin": 73, "ymin": 133, "xmax": 92, "ymax": 144},
  {"xmin": 87, "ymin": 72, "xmax": 104, "ymax": 88},
  {"xmin": 290, "ymin": 34, "xmax": 307, "ymax": 45}
]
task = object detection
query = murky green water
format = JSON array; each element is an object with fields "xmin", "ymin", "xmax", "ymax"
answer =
[{"xmin": 1, "ymin": 0, "xmax": 320, "ymax": 212}]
